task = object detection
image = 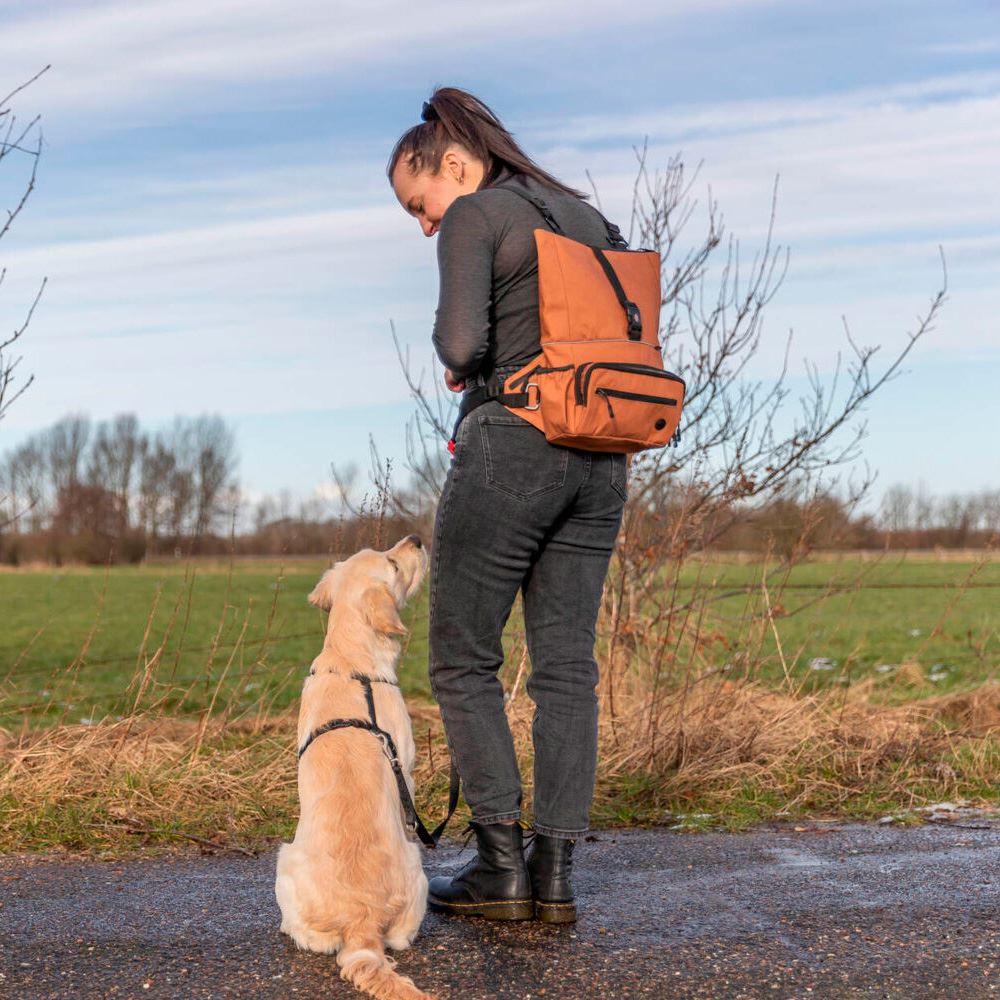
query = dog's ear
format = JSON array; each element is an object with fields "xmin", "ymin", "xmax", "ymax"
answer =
[
  {"xmin": 362, "ymin": 584, "xmax": 408, "ymax": 637},
  {"xmin": 307, "ymin": 565, "xmax": 340, "ymax": 610}
]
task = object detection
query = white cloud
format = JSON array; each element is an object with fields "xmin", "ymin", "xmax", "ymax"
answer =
[
  {"xmin": 527, "ymin": 74, "xmax": 1000, "ymax": 286},
  {"xmin": 921, "ymin": 37, "xmax": 1000, "ymax": 56},
  {"xmin": 3, "ymin": 0, "xmax": 782, "ymax": 124},
  {"xmin": 531, "ymin": 70, "xmax": 1000, "ymax": 145}
]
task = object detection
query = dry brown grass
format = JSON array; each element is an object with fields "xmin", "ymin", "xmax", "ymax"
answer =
[
  {"xmin": 4, "ymin": 666, "xmax": 995, "ymax": 857},
  {"xmin": 503, "ymin": 667, "xmax": 1000, "ymax": 824},
  {"xmin": 0, "ymin": 712, "xmax": 298, "ymax": 855}
]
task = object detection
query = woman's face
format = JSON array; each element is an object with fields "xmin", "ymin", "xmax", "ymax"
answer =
[{"xmin": 391, "ymin": 147, "xmax": 476, "ymax": 237}]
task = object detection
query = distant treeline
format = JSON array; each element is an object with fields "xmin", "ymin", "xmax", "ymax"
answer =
[
  {"xmin": 1, "ymin": 413, "xmax": 997, "ymax": 564},
  {"xmin": 709, "ymin": 488, "xmax": 1000, "ymax": 553},
  {"xmin": 1, "ymin": 413, "xmax": 238, "ymax": 564}
]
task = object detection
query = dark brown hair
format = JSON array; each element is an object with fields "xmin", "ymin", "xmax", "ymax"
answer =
[{"xmin": 386, "ymin": 86, "xmax": 588, "ymax": 200}]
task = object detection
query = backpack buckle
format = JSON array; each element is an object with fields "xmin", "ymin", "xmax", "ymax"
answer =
[
  {"xmin": 626, "ymin": 302, "xmax": 643, "ymax": 339},
  {"xmin": 524, "ymin": 383, "xmax": 541, "ymax": 410}
]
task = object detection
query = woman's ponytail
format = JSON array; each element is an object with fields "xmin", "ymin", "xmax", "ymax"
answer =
[{"xmin": 387, "ymin": 86, "xmax": 587, "ymax": 200}]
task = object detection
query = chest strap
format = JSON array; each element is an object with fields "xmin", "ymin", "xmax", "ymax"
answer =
[{"xmin": 298, "ymin": 672, "xmax": 459, "ymax": 849}]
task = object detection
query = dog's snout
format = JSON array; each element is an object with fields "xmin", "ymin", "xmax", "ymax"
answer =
[{"xmin": 405, "ymin": 534, "xmax": 423, "ymax": 549}]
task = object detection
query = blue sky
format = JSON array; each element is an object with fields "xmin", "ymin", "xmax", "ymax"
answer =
[{"xmin": 2, "ymin": 0, "xmax": 998, "ymax": 515}]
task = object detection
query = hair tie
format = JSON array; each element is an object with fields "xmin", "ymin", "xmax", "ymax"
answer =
[{"xmin": 421, "ymin": 100, "xmax": 438, "ymax": 123}]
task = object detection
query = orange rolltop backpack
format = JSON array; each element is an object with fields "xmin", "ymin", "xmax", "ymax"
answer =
[{"xmin": 449, "ymin": 178, "xmax": 685, "ymax": 454}]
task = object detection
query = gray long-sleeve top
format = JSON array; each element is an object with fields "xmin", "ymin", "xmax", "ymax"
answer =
[{"xmin": 432, "ymin": 167, "xmax": 615, "ymax": 379}]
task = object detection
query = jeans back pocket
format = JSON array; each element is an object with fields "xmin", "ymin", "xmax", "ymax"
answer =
[{"xmin": 479, "ymin": 415, "xmax": 569, "ymax": 500}]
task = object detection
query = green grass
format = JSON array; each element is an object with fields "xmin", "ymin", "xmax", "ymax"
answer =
[
  {"xmin": 0, "ymin": 552, "xmax": 996, "ymax": 731},
  {"xmin": 0, "ymin": 557, "xmax": 431, "ymax": 729},
  {"xmin": 672, "ymin": 552, "xmax": 999, "ymax": 698}
]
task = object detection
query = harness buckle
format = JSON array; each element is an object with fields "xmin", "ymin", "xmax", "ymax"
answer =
[
  {"xmin": 524, "ymin": 382, "xmax": 541, "ymax": 410},
  {"xmin": 374, "ymin": 731, "xmax": 396, "ymax": 762}
]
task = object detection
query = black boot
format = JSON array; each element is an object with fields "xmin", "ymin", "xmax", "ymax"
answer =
[
  {"xmin": 526, "ymin": 832, "xmax": 577, "ymax": 923},
  {"xmin": 427, "ymin": 821, "xmax": 534, "ymax": 921}
]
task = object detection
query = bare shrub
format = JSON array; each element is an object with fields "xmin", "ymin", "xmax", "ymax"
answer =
[
  {"xmin": 0, "ymin": 69, "xmax": 48, "ymax": 531},
  {"xmin": 389, "ymin": 150, "xmax": 948, "ymax": 729}
]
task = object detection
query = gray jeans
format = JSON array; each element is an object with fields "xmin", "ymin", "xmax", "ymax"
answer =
[{"xmin": 428, "ymin": 391, "xmax": 626, "ymax": 839}]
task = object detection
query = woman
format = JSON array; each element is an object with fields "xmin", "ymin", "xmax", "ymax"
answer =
[{"xmin": 388, "ymin": 87, "xmax": 628, "ymax": 924}]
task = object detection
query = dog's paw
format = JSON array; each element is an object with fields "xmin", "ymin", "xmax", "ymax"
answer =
[{"xmin": 385, "ymin": 932, "xmax": 415, "ymax": 952}]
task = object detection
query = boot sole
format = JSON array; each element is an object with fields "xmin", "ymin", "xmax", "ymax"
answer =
[
  {"xmin": 534, "ymin": 900, "xmax": 577, "ymax": 924},
  {"xmin": 427, "ymin": 896, "xmax": 534, "ymax": 921}
]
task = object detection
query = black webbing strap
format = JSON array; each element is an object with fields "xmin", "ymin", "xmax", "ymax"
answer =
[
  {"xmin": 297, "ymin": 716, "xmax": 377, "ymax": 759},
  {"xmin": 495, "ymin": 177, "xmax": 629, "ymax": 248},
  {"xmin": 297, "ymin": 673, "xmax": 460, "ymax": 849},
  {"xmin": 496, "ymin": 179, "xmax": 641, "ymax": 339},
  {"xmin": 497, "ymin": 182, "xmax": 565, "ymax": 234},
  {"xmin": 447, "ymin": 381, "xmax": 536, "ymax": 451},
  {"xmin": 590, "ymin": 246, "xmax": 642, "ymax": 339}
]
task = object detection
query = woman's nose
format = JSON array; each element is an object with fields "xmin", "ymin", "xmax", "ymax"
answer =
[{"xmin": 422, "ymin": 219, "xmax": 436, "ymax": 237}]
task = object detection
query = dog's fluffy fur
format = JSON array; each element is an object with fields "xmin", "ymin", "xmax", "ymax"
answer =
[{"xmin": 275, "ymin": 535, "xmax": 433, "ymax": 1000}]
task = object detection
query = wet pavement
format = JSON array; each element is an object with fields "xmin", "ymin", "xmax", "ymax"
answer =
[{"xmin": 1, "ymin": 821, "xmax": 998, "ymax": 999}]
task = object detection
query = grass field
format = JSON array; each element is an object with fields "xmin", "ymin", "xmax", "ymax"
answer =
[
  {"xmin": 1, "ymin": 551, "xmax": 997, "ymax": 730},
  {"xmin": 676, "ymin": 552, "xmax": 1000, "ymax": 699},
  {"xmin": 1, "ymin": 557, "xmax": 392, "ymax": 728},
  {"xmin": 1, "ymin": 551, "xmax": 997, "ymax": 854}
]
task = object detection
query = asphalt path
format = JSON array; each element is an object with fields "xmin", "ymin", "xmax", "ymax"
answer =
[{"xmin": 1, "ymin": 820, "xmax": 998, "ymax": 999}]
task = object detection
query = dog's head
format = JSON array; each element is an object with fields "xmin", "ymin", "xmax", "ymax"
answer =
[{"xmin": 307, "ymin": 534, "xmax": 428, "ymax": 639}]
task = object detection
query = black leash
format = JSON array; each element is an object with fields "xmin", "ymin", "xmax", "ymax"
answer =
[{"xmin": 297, "ymin": 672, "xmax": 459, "ymax": 849}]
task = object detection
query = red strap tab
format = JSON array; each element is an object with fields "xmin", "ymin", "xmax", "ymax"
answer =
[{"xmin": 447, "ymin": 439, "xmax": 456, "ymax": 454}]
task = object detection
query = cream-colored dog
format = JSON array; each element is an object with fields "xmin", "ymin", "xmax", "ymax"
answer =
[{"xmin": 275, "ymin": 534, "xmax": 433, "ymax": 1000}]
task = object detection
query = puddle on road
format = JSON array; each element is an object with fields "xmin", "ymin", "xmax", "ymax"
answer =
[{"xmin": 767, "ymin": 846, "xmax": 830, "ymax": 868}]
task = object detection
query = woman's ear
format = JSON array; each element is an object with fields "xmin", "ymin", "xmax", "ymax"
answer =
[
  {"xmin": 362, "ymin": 584, "xmax": 408, "ymax": 637},
  {"xmin": 307, "ymin": 565, "xmax": 340, "ymax": 610},
  {"xmin": 441, "ymin": 146, "xmax": 463, "ymax": 183}
]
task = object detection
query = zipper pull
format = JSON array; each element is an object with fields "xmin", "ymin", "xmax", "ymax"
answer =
[
  {"xmin": 596, "ymin": 388, "xmax": 615, "ymax": 419},
  {"xmin": 670, "ymin": 427, "xmax": 681, "ymax": 448}
]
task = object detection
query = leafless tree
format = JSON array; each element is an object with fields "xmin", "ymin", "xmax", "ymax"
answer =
[
  {"xmin": 394, "ymin": 149, "xmax": 945, "ymax": 528},
  {"xmin": 1, "ymin": 439, "xmax": 46, "ymax": 532},
  {"xmin": 190, "ymin": 415, "xmax": 238, "ymax": 540},
  {"xmin": 880, "ymin": 483, "xmax": 914, "ymax": 534},
  {"xmin": 86, "ymin": 413, "xmax": 146, "ymax": 532},
  {"xmin": 138, "ymin": 432, "xmax": 178, "ymax": 543},
  {"xmin": 44, "ymin": 414, "xmax": 91, "ymax": 497},
  {"xmin": 386, "ymin": 147, "xmax": 948, "ymax": 713},
  {"xmin": 252, "ymin": 493, "xmax": 279, "ymax": 534},
  {"xmin": 165, "ymin": 464, "xmax": 195, "ymax": 542},
  {"xmin": 0, "ymin": 68, "xmax": 48, "ymax": 530}
]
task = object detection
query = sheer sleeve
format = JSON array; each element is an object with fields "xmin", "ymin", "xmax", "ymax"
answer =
[{"xmin": 432, "ymin": 195, "xmax": 494, "ymax": 379}]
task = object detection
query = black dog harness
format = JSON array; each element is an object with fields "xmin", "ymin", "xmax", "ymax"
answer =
[{"xmin": 297, "ymin": 672, "xmax": 459, "ymax": 849}]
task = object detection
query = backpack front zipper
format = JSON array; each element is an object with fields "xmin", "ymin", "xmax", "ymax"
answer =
[
  {"xmin": 576, "ymin": 362, "xmax": 685, "ymax": 406},
  {"xmin": 595, "ymin": 387, "xmax": 680, "ymax": 419}
]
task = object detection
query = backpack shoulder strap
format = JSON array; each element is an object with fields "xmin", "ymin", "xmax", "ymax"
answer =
[
  {"xmin": 493, "ymin": 178, "xmax": 640, "ymax": 338},
  {"xmin": 494, "ymin": 177, "xmax": 564, "ymax": 235},
  {"xmin": 494, "ymin": 177, "xmax": 629, "ymax": 249}
]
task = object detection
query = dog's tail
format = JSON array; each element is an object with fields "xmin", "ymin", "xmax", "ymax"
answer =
[{"xmin": 338, "ymin": 932, "xmax": 434, "ymax": 1000}]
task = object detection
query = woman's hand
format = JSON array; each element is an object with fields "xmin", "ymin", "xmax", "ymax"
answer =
[{"xmin": 444, "ymin": 368, "xmax": 466, "ymax": 392}]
